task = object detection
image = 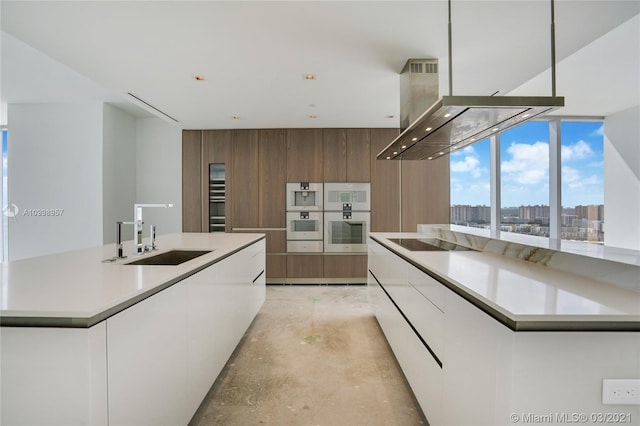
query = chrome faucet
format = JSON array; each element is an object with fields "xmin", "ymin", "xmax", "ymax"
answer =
[
  {"xmin": 133, "ymin": 203, "xmax": 173, "ymax": 254},
  {"xmin": 115, "ymin": 221, "xmax": 141, "ymax": 259}
]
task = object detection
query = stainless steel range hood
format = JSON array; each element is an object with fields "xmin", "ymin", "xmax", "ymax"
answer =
[
  {"xmin": 377, "ymin": 94, "xmax": 564, "ymax": 160},
  {"xmin": 377, "ymin": 0, "xmax": 564, "ymax": 161}
]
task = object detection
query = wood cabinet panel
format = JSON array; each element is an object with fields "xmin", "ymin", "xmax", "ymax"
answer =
[
  {"xmin": 182, "ymin": 130, "xmax": 202, "ymax": 232},
  {"xmin": 346, "ymin": 129, "xmax": 371, "ymax": 182},
  {"xmin": 401, "ymin": 156, "xmax": 450, "ymax": 232},
  {"xmin": 286, "ymin": 129, "xmax": 323, "ymax": 182},
  {"xmin": 370, "ymin": 129, "xmax": 401, "ymax": 232},
  {"xmin": 266, "ymin": 255, "xmax": 287, "ymax": 279},
  {"xmin": 203, "ymin": 130, "xmax": 234, "ymax": 232},
  {"xmin": 323, "ymin": 254, "xmax": 367, "ymax": 279},
  {"xmin": 258, "ymin": 129, "xmax": 287, "ymax": 228},
  {"xmin": 286, "ymin": 254, "xmax": 324, "ymax": 279},
  {"xmin": 232, "ymin": 130, "xmax": 259, "ymax": 229},
  {"xmin": 323, "ymin": 128, "xmax": 347, "ymax": 182}
]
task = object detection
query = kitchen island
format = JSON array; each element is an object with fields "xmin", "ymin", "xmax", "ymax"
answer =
[
  {"xmin": 1, "ymin": 232, "xmax": 266, "ymax": 426},
  {"xmin": 369, "ymin": 230, "xmax": 640, "ymax": 426}
]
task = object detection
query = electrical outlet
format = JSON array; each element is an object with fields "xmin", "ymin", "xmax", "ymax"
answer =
[{"xmin": 602, "ymin": 379, "xmax": 640, "ymax": 405}]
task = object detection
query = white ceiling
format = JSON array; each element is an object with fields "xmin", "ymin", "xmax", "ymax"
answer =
[{"xmin": 1, "ymin": 1, "xmax": 639, "ymax": 129}]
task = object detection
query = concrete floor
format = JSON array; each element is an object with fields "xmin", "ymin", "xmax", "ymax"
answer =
[{"xmin": 190, "ymin": 285, "xmax": 427, "ymax": 426}]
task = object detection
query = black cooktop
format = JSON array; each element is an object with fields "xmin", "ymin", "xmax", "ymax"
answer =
[{"xmin": 388, "ymin": 238, "xmax": 477, "ymax": 252}]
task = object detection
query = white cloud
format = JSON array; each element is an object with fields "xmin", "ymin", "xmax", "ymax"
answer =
[
  {"xmin": 501, "ymin": 141, "xmax": 548, "ymax": 185},
  {"xmin": 450, "ymin": 144, "xmax": 487, "ymax": 178},
  {"xmin": 562, "ymin": 140, "xmax": 593, "ymax": 161},
  {"xmin": 591, "ymin": 125, "xmax": 604, "ymax": 137}
]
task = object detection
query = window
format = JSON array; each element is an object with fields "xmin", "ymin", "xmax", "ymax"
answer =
[
  {"xmin": 450, "ymin": 118, "xmax": 606, "ymax": 246},
  {"xmin": 500, "ymin": 121, "xmax": 550, "ymax": 237},
  {"xmin": 560, "ymin": 121, "xmax": 604, "ymax": 243},
  {"xmin": 450, "ymin": 138, "xmax": 490, "ymax": 229}
]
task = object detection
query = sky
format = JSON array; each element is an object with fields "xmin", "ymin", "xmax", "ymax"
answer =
[{"xmin": 450, "ymin": 120, "xmax": 604, "ymax": 208}]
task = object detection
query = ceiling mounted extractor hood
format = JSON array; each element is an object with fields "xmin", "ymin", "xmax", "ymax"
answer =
[
  {"xmin": 377, "ymin": 0, "xmax": 564, "ymax": 161},
  {"xmin": 378, "ymin": 95, "xmax": 564, "ymax": 160}
]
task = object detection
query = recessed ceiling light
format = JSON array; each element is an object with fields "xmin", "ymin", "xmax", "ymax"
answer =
[
  {"xmin": 492, "ymin": 127, "xmax": 499, "ymax": 132},
  {"xmin": 412, "ymin": 137, "xmax": 418, "ymax": 142},
  {"xmin": 439, "ymin": 151, "xmax": 445, "ymax": 155},
  {"xmin": 444, "ymin": 113, "xmax": 451, "ymax": 118},
  {"xmin": 425, "ymin": 127, "xmax": 432, "ymax": 132},
  {"xmin": 385, "ymin": 115, "xmax": 395, "ymax": 119},
  {"xmin": 304, "ymin": 74, "xmax": 316, "ymax": 80},
  {"xmin": 232, "ymin": 115, "xmax": 240, "ymax": 120},
  {"xmin": 522, "ymin": 113, "xmax": 531, "ymax": 118},
  {"xmin": 393, "ymin": 151, "xmax": 398, "ymax": 155},
  {"xmin": 308, "ymin": 114, "xmax": 317, "ymax": 119},
  {"xmin": 386, "ymin": 156, "xmax": 391, "ymax": 160},
  {"xmin": 194, "ymin": 75, "xmax": 205, "ymax": 81},
  {"xmin": 401, "ymin": 145, "xmax": 407, "ymax": 149},
  {"xmin": 427, "ymin": 157, "xmax": 433, "ymax": 160}
]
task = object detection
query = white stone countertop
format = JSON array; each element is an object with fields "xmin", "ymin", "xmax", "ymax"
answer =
[
  {"xmin": 0, "ymin": 233, "xmax": 265, "ymax": 327},
  {"xmin": 370, "ymin": 232, "xmax": 640, "ymax": 331}
]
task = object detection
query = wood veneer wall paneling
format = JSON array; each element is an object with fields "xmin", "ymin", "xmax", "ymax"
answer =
[
  {"xmin": 370, "ymin": 129, "xmax": 401, "ymax": 232},
  {"xmin": 286, "ymin": 129, "xmax": 324, "ymax": 182},
  {"xmin": 401, "ymin": 156, "xmax": 450, "ymax": 232},
  {"xmin": 231, "ymin": 130, "xmax": 259, "ymax": 229},
  {"xmin": 202, "ymin": 130, "xmax": 234, "ymax": 232},
  {"xmin": 323, "ymin": 129, "xmax": 347, "ymax": 182},
  {"xmin": 258, "ymin": 129, "xmax": 287, "ymax": 228},
  {"xmin": 182, "ymin": 130, "xmax": 202, "ymax": 232},
  {"xmin": 346, "ymin": 129, "xmax": 371, "ymax": 182}
]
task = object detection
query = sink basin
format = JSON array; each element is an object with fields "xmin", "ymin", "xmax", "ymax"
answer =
[{"xmin": 125, "ymin": 250, "xmax": 212, "ymax": 266}]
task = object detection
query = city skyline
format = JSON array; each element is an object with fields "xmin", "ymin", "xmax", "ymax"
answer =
[{"xmin": 450, "ymin": 121, "xmax": 605, "ymax": 208}]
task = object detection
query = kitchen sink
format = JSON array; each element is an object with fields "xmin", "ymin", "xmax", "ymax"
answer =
[{"xmin": 125, "ymin": 250, "xmax": 212, "ymax": 266}]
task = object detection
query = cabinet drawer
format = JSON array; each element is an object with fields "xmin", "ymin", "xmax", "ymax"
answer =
[{"xmin": 407, "ymin": 263, "xmax": 445, "ymax": 311}]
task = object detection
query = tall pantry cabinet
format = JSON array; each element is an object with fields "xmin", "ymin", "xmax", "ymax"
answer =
[{"xmin": 182, "ymin": 127, "xmax": 450, "ymax": 281}]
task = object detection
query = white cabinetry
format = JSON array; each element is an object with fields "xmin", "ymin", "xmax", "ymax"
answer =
[
  {"xmin": 369, "ymin": 238, "xmax": 640, "ymax": 426},
  {"xmin": 0, "ymin": 239, "xmax": 266, "ymax": 426},
  {"xmin": 107, "ymin": 283, "xmax": 190, "ymax": 425},
  {"xmin": 0, "ymin": 323, "xmax": 108, "ymax": 426},
  {"xmin": 185, "ymin": 239, "xmax": 265, "ymax": 415}
]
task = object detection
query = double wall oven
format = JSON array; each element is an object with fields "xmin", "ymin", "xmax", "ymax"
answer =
[
  {"xmin": 286, "ymin": 182, "xmax": 370, "ymax": 253},
  {"xmin": 324, "ymin": 183, "xmax": 371, "ymax": 253}
]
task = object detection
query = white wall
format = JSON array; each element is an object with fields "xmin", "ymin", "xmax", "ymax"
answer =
[
  {"xmin": 102, "ymin": 104, "xmax": 136, "ymax": 244},
  {"xmin": 7, "ymin": 103, "xmax": 103, "ymax": 260},
  {"xmin": 134, "ymin": 118, "xmax": 181, "ymax": 237},
  {"xmin": 604, "ymin": 106, "xmax": 640, "ymax": 250}
]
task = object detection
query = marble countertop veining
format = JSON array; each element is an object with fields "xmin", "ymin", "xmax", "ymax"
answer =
[
  {"xmin": 0, "ymin": 233, "xmax": 265, "ymax": 327},
  {"xmin": 370, "ymin": 232, "xmax": 640, "ymax": 331}
]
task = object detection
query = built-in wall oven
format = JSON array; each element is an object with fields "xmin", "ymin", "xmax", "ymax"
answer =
[
  {"xmin": 324, "ymin": 211, "xmax": 370, "ymax": 253},
  {"xmin": 323, "ymin": 183, "xmax": 370, "ymax": 253},
  {"xmin": 286, "ymin": 182, "xmax": 323, "ymax": 211},
  {"xmin": 286, "ymin": 211, "xmax": 323, "ymax": 253},
  {"xmin": 286, "ymin": 182, "xmax": 324, "ymax": 252},
  {"xmin": 324, "ymin": 182, "xmax": 370, "ymax": 212}
]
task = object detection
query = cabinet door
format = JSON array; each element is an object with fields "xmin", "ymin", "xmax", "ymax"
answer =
[
  {"xmin": 323, "ymin": 254, "xmax": 367, "ymax": 279},
  {"xmin": 232, "ymin": 130, "xmax": 259, "ymax": 229},
  {"xmin": 258, "ymin": 129, "xmax": 287, "ymax": 228},
  {"xmin": 182, "ymin": 130, "xmax": 202, "ymax": 232},
  {"xmin": 323, "ymin": 128, "xmax": 347, "ymax": 182},
  {"xmin": 370, "ymin": 129, "xmax": 400, "ymax": 232},
  {"xmin": 346, "ymin": 129, "xmax": 370, "ymax": 182},
  {"xmin": 286, "ymin": 254, "xmax": 324, "ymax": 278},
  {"xmin": 107, "ymin": 283, "xmax": 189, "ymax": 426},
  {"xmin": 401, "ymin": 157, "xmax": 450, "ymax": 231},
  {"xmin": 286, "ymin": 128, "xmax": 323, "ymax": 182},
  {"xmin": 203, "ymin": 130, "xmax": 234, "ymax": 232}
]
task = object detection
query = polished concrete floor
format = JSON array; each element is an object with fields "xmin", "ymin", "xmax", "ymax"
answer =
[{"xmin": 190, "ymin": 285, "xmax": 426, "ymax": 426}]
